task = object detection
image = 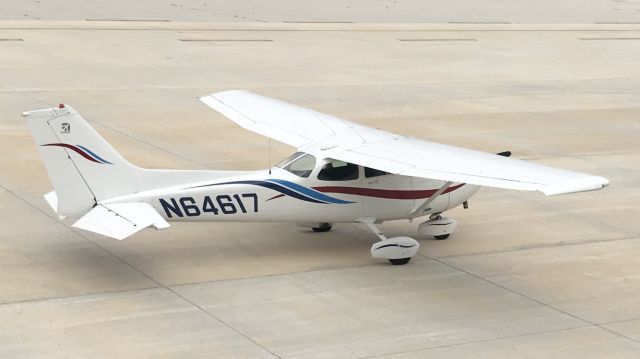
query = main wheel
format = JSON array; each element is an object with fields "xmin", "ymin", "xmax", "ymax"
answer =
[
  {"xmin": 312, "ymin": 223, "xmax": 332, "ymax": 232},
  {"xmin": 389, "ymin": 257, "xmax": 411, "ymax": 265},
  {"xmin": 434, "ymin": 234, "xmax": 450, "ymax": 240}
]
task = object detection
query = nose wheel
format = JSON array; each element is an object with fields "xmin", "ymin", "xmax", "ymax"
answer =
[
  {"xmin": 389, "ymin": 258, "xmax": 411, "ymax": 265},
  {"xmin": 419, "ymin": 215, "xmax": 457, "ymax": 240},
  {"xmin": 359, "ymin": 218, "xmax": 419, "ymax": 265}
]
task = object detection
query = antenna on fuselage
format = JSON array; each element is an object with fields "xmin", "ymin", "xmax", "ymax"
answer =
[{"xmin": 268, "ymin": 138, "xmax": 272, "ymax": 175}]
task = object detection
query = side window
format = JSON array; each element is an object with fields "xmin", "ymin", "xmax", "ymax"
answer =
[
  {"xmin": 318, "ymin": 160, "xmax": 359, "ymax": 181},
  {"xmin": 365, "ymin": 167, "xmax": 390, "ymax": 178}
]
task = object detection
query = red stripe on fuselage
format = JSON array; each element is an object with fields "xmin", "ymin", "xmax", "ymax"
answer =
[
  {"xmin": 312, "ymin": 183, "xmax": 465, "ymax": 200},
  {"xmin": 266, "ymin": 194, "xmax": 286, "ymax": 201}
]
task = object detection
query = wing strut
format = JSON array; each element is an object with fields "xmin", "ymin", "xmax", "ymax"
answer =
[{"xmin": 410, "ymin": 181, "xmax": 454, "ymax": 217}]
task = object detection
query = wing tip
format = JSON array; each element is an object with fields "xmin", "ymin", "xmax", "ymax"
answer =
[{"xmin": 542, "ymin": 176, "xmax": 610, "ymax": 196}]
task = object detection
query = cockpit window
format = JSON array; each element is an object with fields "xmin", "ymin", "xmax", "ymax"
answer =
[
  {"xmin": 365, "ymin": 167, "xmax": 390, "ymax": 178},
  {"xmin": 276, "ymin": 152, "xmax": 304, "ymax": 168},
  {"xmin": 317, "ymin": 159, "xmax": 359, "ymax": 181},
  {"xmin": 276, "ymin": 152, "xmax": 316, "ymax": 178}
]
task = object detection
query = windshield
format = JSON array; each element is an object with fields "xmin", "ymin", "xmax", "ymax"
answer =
[{"xmin": 276, "ymin": 152, "xmax": 316, "ymax": 178}]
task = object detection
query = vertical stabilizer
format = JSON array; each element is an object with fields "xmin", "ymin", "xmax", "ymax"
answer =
[{"xmin": 24, "ymin": 105, "xmax": 138, "ymax": 217}]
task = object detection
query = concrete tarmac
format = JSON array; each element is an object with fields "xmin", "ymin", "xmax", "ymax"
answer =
[{"xmin": 1, "ymin": 20, "xmax": 640, "ymax": 358}]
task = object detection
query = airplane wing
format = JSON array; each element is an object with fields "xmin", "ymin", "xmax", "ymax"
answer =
[
  {"xmin": 73, "ymin": 202, "xmax": 170, "ymax": 240},
  {"xmin": 200, "ymin": 90, "xmax": 353, "ymax": 148},
  {"xmin": 200, "ymin": 90, "xmax": 609, "ymax": 196}
]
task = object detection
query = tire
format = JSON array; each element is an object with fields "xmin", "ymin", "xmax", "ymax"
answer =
[
  {"xmin": 434, "ymin": 234, "xmax": 450, "ymax": 240},
  {"xmin": 389, "ymin": 257, "xmax": 411, "ymax": 265},
  {"xmin": 312, "ymin": 223, "xmax": 332, "ymax": 232}
]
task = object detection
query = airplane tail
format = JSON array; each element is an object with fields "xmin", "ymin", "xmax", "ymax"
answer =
[
  {"xmin": 24, "ymin": 104, "xmax": 141, "ymax": 217},
  {"xmin": 24, "ymin": 104, "xmax": 237, "ymax": 239},
  {"xmin": 22, "ymin": 104, "xmax": 238, "ymax": 222}
]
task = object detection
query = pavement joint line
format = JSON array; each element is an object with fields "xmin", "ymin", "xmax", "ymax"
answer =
[
  {"xmin": 397, "ymin": 38, "xmax": 477, "ymax": 41},
  {"xmin": 91, "ymin": 120, "xmax": 213, "ymax": 169},
  {"xmin": 0, "ymin": 286, "xmax": 161, "ymax": 307},
  {"xmin": 178, "ymin": 38, "xmax": 273, "ymax": 42},
  {"xmin": 420, "ymin": 252, "xmax": 640, "ymax": 345},
  {"xmin": 282, "ymin": 21, "xmax": 355, "ymax": 24},
  {"xmin": 506, "ymin": 191, "xmax": 639, "ymax": 238},
  {"xmin": 523, "ymin": 148, "xmax": 640, "ymax": 161},
  {"xmin": 597, "ymin": 325, "xmax": 640, "ymax": 345},
  {"xmin": 0, "ymin": 183, "xmax": 282, "ymax": 358},
  {"xmin": 2, "ymin": 27, "xmax": 640, "ymax": 32},
  {"xmin": 169, "ymin": 261, "xmax": 383, "ymax": 290},
  {"xmin": 5, "ymin": 83, "xmax": 640, "ymax": 98},
  {"xmin": 0, "ymin": 259, "xmax": 371, "ymax": 307},
  {"xmin": 162, "ymin": 286, "xmax": 283, "ymax": 359},
  {"xmin": 580, "ymin": 37, "xmax": 640, "ymax": 40},
  {"xmin": 600, "ymin": 315, "xmax": 640, "ymax": 326},
  {"xmin": 357, "ymin": 324, "xmax": 596, "ymax": 358},
  {"xmin": 2, "ymin": 83, "xmax": 52, "ymax": 106},
  {"xmin": 0, "ymin": 287, "xmax": 167, "ymax": 307},
  {"xmin": 449, "ymin": 21, "xmax": 511, "ymax": 24},
  {"xmin": 85, "ymin": 19, "xmax": 171, "ymax": 22},
  {"xmin": 0, "ymin": 183, "xmax": 168, "ymax": 288},
  {"xmin": 437, "ymin": 235, "xmax": 639, "ymax": 259},
  {"xmin": 479, "ymin": 188, "xmax": 639, "ymax": 242}
]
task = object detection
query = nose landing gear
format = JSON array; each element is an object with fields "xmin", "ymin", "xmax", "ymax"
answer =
[
  {"xmin": 360, "ymin": 219, "xmax": 419, "ymax": 265},
  {"xmin": 418, "ymin": 214, "xmax": 457, "ymax": 240}
]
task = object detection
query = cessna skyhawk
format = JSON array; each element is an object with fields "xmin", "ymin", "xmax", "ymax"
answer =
[{"xmin": 25, "ymin": 90, "xmax": 609, "ymax": 265}]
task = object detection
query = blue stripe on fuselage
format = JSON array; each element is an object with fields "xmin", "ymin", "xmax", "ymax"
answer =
[
  {"xmin": 267, "ymin": 179, "xmax": 353, "ymax": 204},
  {"xmin": 187, "ymin": 179, "xmax": 354, "ymax": 204}
]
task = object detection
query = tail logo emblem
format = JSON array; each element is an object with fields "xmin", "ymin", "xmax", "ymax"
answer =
[
  {"xmin": 41, "ymin": 143, "xmax": 112, "ymax": 164},
  {"xmin": 61, "ymin": 123, "xmax": 71, "ymax": 134}
]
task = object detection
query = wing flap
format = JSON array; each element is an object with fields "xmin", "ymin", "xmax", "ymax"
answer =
[{"xmin": 73, "ymin": 202, "xmax": 169, "ymax": 240}]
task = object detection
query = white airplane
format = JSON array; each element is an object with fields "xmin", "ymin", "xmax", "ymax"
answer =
[{"xmin": 25, "ymin": 90, "xmax": 609, "ymax": 265}]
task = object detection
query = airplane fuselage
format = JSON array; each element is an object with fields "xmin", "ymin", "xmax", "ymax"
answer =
[{"xmin": 103, "ymin": 167, "xmax": 480, "ymax": 224}]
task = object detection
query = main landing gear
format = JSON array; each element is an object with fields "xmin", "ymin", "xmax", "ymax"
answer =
[
  {"xmin": 297, "ymin": 222, "xmax": 333, "ymax": 232},
  {"xmin": 418, "ymin": 214, "xmax": 457, "ymax": 240},
  {"xmin": 361, "ymin": 219, "xmax": 420, "ymax": 265},
  {"xmin": 312, "ymin": 223, "xmax": 333, "ymax": 232}
]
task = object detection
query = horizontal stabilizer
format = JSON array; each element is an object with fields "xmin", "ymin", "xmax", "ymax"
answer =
[{"xmin": 73, "ymin": 202, "xmax": 169, "ymax": 240}]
